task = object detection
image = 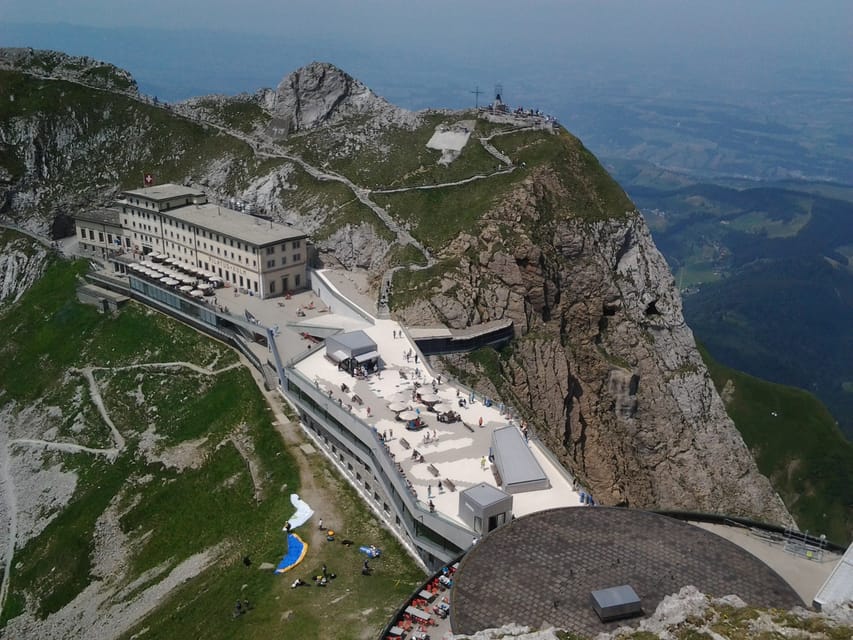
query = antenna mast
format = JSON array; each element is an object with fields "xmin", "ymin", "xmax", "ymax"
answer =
[{"xmin": 470, "ymin": 86, "xmax": 483, "ymax": 109}]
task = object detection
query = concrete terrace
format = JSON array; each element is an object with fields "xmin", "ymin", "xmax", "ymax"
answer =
[{"xmin": 207, "ymin": 267, "xmax": 581, "ymax": 528}]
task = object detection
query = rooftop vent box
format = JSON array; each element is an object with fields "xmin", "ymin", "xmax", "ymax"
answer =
[{"xmin": 590, "ymin": 585, "xmax": 642, "ymax": 622}]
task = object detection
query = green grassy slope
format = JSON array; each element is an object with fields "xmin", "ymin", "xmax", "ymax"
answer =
[
  {"xmin": 376, "ymin": 125, "xmax": 634, "ymax": 255},
  {"xmin": 700, "ymin": 345, "xmax": 853, "ymax": 544},
  {"xmin": 0, "ymin": 235, "xmax": 422, "ymax": 638}
]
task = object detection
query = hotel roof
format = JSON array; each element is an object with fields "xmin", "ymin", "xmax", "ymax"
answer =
[
  {"xmin": 121, "ymin": 184, "xmax": 206, "ymax": 201},
  {"xmin": 163, "ymin": 203, "xmax": 306, "ymax": 246},
  {"xmin": 76, "ymin": 207, "xmax": 122, "ymax": 226}
]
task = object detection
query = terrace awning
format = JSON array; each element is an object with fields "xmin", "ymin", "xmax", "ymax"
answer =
[{"xmin": 354, "ymin": 350, "xmax": 380, "ymax": 363}]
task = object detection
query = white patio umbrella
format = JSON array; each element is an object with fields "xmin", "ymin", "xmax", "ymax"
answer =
[{"xmin": 388, "ymin": 401, "xmax": 409, "ymax": 413}]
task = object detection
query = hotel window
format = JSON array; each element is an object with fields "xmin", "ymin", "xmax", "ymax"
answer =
[
  {"xmin": 79, "ymin": 228, "xmax": 86, "ymax": 239},
  {"xmin": 295, "ymin": 274, "xmax": 301, "ymax": 287},
  {"xmin": 281, "ymin": 256, "xmax": 287, "ymax": 265},
  {"xmin": 293, "ymin": 253, "xmax": 301, "ymax": 262},
  {"xmin": 292, "ymin": 240, "xmax": 301, "ymax": 249},
  {"xmin": 280, "ymin": 242, "xmax": 287, "ymax": 251},
  {"xmin": 269, "ymin": 281, "xmax": 276, "ymax": 293},
  {"xmin": 98, "ymin": 232, "xmax": 104, "ymax": 242},
  {"xmin": 89, "ymin": 230, "xmax": 95, "ymax": 240},
  {"xmin": 266, "ymin": 246, "xmax": 274, "ymax": 255},
  {"xmin": 266, "ymin": 259, "xmax": 275, "ymax": 268}
]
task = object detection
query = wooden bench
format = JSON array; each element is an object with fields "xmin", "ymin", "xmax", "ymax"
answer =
[
  {"xmin": 427, "ymin": 464, "xmax": 440, "ymax": 477},
  {"xmin": 443, "ymin": 479, "xmax": 456, "ymax": 492},
  {"xmin": 399, "ymin": 438, "xmax": 410, "ymax": 450}
]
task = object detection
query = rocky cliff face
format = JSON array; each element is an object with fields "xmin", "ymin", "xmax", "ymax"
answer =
[{"xmin": 396, "ymin": 166, "xmax": 793, "ymax": 525}]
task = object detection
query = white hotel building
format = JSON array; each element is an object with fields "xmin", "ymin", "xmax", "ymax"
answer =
[{"xmin": 75, "ymin": 184, "xmax": 309, "ymax": 299}]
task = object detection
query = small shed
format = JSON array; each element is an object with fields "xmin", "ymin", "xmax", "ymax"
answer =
[
  {"xmin": 325, "ymin": 330, "xmax": 379, "ymax": 373},
  {"xmin": 76, "ymin": 284, "xmax": 130, "ymax": 314},
  {"xmin": 491, "ymin": 426, "xmax": 549, "ymax": 494},
  {"xmin": 458, "ymin": 482, "xmax": 513, "ymax": 534}
]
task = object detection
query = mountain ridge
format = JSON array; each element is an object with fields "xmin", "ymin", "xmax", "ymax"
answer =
[{"xmin": 0, "ymin": 48, "xmax": 794, "ymax": 528}]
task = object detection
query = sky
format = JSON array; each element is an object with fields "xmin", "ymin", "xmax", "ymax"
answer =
[{"xmin": 2, "ymin": 1, "xmax": 850, "ymax": 77}]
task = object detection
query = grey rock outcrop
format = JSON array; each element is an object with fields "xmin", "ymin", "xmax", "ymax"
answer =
[
  {"xmin": 259, "ymin": 61, "xmax": 412, "ymax": 133},
  {"xmin": 317, "ymin": 223, "xmax": 393, "ymax": 272},
  {"xmin": 0, "ymin": 236, "xmax": 49, "ymax": 305}
]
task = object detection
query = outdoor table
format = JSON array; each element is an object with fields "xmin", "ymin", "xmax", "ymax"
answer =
[{"xmin": 405, "ymin": 606, "xmax": 432, "ymax": 622}]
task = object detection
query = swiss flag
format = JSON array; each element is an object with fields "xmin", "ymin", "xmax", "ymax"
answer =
[{"xmin": 144, "ymin": 173, "xmax": 154, "ymax": 186}]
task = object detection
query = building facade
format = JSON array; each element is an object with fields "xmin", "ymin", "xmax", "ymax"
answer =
[
  {"xmin": 75, "ymin": 207, "xmax": 129, "ymax": 259},
  {"xmin": 75, "ymin": 184, "xmax": 309, "ymax": 299}
]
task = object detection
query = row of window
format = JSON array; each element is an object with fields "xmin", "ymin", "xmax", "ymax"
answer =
[
  {"xmin": 124, "ymin": 206, "xmax": 303, "ymax": 256},
  {"xmin": 265, "ymin": 255, "xmax": 301, "ymax": 268}
]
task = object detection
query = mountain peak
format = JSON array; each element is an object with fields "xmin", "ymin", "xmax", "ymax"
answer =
[{"xmin": 260, "ymin": 61, "xmax": 409, "ymax": 132}]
